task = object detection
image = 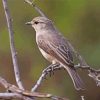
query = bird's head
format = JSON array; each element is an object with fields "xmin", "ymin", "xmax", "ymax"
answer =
[{"xmin": 26, "ymin": 16, "xmax": 53, "ymax": 32}]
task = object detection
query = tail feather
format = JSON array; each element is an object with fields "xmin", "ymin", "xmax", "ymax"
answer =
[{"xmin": 65, "ymin": 67, "xmax": 85, "ymax": 90}]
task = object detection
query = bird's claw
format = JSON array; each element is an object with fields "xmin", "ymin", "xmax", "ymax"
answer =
[
  {"xmin": 43, "ymin": 63, "xmax": 60, "ymax": 78},
  {"xmin": 43, "ymin": 65, "xmax": 54, "ymax": 77}
]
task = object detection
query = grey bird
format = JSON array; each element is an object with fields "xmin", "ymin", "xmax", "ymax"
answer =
[{"xmin": 26, "ymin": 16, "xmax": 85, "ymax": 90}]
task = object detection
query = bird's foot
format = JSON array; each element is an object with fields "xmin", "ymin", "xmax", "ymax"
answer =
[{"xmin": 43, "ymin": 63, "xmax": 60, "ymax": 77}]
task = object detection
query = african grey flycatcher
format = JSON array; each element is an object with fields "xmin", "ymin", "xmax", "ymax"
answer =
[{"xmin": 26, "ymin": 16, "xmax": 84, "ymax": 90}]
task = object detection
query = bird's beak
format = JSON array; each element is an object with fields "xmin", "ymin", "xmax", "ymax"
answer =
[{"xmin": 25, "ymin": 21, "xmax": 32, "ymax": 25}]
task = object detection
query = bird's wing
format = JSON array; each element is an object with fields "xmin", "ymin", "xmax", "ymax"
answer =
[{"xmin": 37, "ymin": 38, "xmax": 74, "ymax": 67}]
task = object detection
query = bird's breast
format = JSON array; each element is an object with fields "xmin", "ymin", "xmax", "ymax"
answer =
[{"xmin": 38, "ymin": 47, "xmax": 55, "ymax": 63}]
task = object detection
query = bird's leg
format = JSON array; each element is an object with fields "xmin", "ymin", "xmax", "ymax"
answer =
[{"xmin": 43, "ymin": 63, "xmax": 60, "ymax": 77}]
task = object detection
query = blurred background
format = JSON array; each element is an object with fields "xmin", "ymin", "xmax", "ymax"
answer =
[{"xmin": 0, "ymin": 0, "xmax": 100, "ymax": 100}]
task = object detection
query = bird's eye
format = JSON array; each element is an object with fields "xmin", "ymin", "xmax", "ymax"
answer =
[{"xmin": 34, "ymin": 21, "xmax": 39, "ymax": 24}]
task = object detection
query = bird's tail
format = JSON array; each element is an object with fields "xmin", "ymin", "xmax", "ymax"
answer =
[{"xmin": 65, "ymin": 67, "xmax": 85, "ymax": 90}]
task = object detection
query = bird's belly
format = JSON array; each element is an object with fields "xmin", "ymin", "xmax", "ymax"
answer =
[{"xmin": 39, "ymin": 48, "xmax": 54, "ymax": 63}]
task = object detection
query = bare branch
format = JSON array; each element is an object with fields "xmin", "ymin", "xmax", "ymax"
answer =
[
  {"xmin": 24, "ymin": 0, "xmax": 47, "ymax": 18},
  {"xmin": 0, "ymin": 77, "xmax": 68, "ymax": 100},
  {"xmin": 81, "ymin": 96, "xmax": 85, "ymax": 100},
  {"xmin": 0, "ymin": 77, "xmax": 11, "ymax": 89},
  {"xmin": 23, "ymin": 91, "xmax": 68, "ymax": 100},
  {"xmin": 0, "ymin": 92, "xmax": 68, "ymax": 100},
  {"xmin": 0, "ymin": 77, "xmax": 33, "ymax": 100},
  {"xmin": 31, "ymin": 64, "xmax": 61, "ymax": 92},
  {"xmin": 2, "ymin": 0, "xmax": 24, "ymax": 90},
  {"xmin": 0, "ymin": 93, "xmax": 26, "ymax": 100},
  {"xmin": 31, "ymin": 70, "xmax": 46, "ymax": 92}
]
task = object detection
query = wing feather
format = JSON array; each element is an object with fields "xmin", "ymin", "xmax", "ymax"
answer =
[{"xmin": 37, "ymin": 38, "xmax": 74, "ymax": 67}]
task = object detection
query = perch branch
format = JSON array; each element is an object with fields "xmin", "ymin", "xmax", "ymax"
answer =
[
  {"xmin": 31, "ymin": 64, "xmax": 61, "ymax": 92},
  {"xmin": 24, "ymin": 0, "xmax": 47, "ymax": 17},
  {"xmin": 2, "ymin": 0, "xmax": 24, "ymax": 90},
  {"xmin": 81, "ymin": 96, "xmax": 85, "ymax": 100}
]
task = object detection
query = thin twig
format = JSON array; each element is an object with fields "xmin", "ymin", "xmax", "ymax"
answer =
[
  {"xmin": 0, "ymin": 77, "xmax": 11, "ymax": 89},
  {"xmin": 31, "ymin": 64, "xmax": 61, "ymax": 92},
  {"xmin": 31, "ymin": 71, "xmax": 46, "ymax": 92},
  {"xmin": 2, "ymin": 0, "xmax": 24, "ymax": 90},
  {"xmin": 81, "ymin": 96, "xmax": 85, "ymax": 100},
  {"xmin": 24, "ymin": 0, "xmax": 47, "ymax": 17}
]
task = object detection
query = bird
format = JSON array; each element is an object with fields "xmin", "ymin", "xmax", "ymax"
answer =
[{"xmin": 26, "ymin": 16, "xmax": 85, "ymax": 90}]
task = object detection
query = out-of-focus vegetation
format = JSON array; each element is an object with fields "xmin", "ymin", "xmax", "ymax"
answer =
[{"xmin": 0, "ymin": 0, "xmax": 100, "ymax": 100}]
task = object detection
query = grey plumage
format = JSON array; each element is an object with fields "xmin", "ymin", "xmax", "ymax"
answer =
[{"xmin": 26, "ymin": 16, "xmax": 85, "ymax": 90}]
